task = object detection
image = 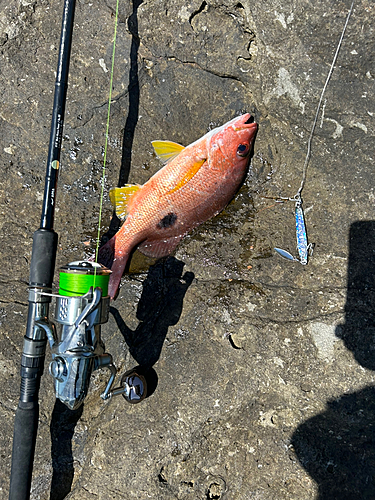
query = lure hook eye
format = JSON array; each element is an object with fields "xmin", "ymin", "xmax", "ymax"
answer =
[{"xmin": 237, "ymin": 143, "xmax": 250, "ymax": 157}]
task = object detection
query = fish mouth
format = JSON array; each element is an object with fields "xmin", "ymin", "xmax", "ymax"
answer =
[{"xmin": 233, "ymin": 113, "xmax": 258, "ymax": 132}]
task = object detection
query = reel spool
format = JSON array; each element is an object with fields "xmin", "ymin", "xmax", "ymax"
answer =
[{"xmin": 59, "ymin": 260, "xmax": 111, "ymax": 296}]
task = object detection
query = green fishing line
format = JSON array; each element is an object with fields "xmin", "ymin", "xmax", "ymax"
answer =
[
  {"xmin": 59, "ymin": 272, "xmax": 109, "ymax": 297},
  {"xmin": 59, "ymin": 4, "xmax": 119, "ymax": 297},
  {"xmin": 58, "ymin": 263, "xmax": 111, "ymax": 296},
  {"xmin": 94, "ymin": 0, "xmax": 120, "ymax": 265}
]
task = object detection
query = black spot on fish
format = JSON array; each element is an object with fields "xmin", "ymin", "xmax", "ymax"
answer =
[{"xmin": 157, "ymin": 212, "xmax": 177, "ymax": 229}]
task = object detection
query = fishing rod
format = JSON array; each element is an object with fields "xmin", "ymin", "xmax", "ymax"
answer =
[{"xmin": 9, "ymin": 0, "xmax": 146, "ymax": 498}]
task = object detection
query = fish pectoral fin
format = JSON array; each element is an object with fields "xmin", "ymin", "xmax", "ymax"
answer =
[
  {"xmin": 167, "ymin": 158, "xmax": 206, "ymax": 195},
  {"xmin": 151, "ymin": 140, "xmax": 185, "ymax": 165},
  {"xmin": 137, "ymin": 234, "xmax": 185, "ymax": 258},
  {"xmin": 109, "ymin": 184, "xmax": 141, "ymax": 220}
]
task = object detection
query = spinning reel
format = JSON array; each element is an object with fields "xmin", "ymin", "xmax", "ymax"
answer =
[{"xmin": 36, "ymin": 261, "xmax": 147, "ymax": 410}]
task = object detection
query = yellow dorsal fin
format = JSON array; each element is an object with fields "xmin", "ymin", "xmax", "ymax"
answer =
[
  {"xmin": 151, "ymin": 140, "xmax": 185, "ymax": 165},
  {"xmin": 167, "ymin": 158, "xmax": 206, "ymax": 195},
  {"xmin": 109, "ymin": 184, "xmax": 141, "ymax": 220}
]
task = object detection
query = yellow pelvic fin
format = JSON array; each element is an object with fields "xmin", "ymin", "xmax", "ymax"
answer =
[
  {"xmin": 167, "ymin": 158, "xmax": 206, "ymax": 195},
  {"xmin": 151, "ymin": 140, "xmax": 185, "ymax": 165},
  {"xmin": 109, "ymin": 184, "xmax": 141, "ymax": 220}
]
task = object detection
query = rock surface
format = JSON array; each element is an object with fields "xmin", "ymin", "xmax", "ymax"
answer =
[{"xmin": 1, "ymin": 0, "xmax": 374, "ymax": 498}]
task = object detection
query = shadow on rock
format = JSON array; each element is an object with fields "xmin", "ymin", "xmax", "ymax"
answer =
[
  {"xmin": 101, "ymin": 0, "xmax": 143, "ymax": 245},
  {"xmin": 292, "ymin": 221, "xmax": 375, "ymax": 499},
  {"xmin": 49, "ymin": 400, "xmax": 84, "ymax": 500},
  {"xmin": 47, "ymin": 257, "xmax": 192, "ymax": 500},
  {"xmin": 110, "ymin": 256, "xmax": 194, "ymax": 390},
  {"xmin": 335, "ymin": 221, "xmax": 375, "ymax": 370}
]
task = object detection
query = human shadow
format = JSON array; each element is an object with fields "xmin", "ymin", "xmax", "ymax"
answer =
[
  {"xmin": 110, "ymin": 256, "xmax": 194, "ymax": 390},
  {"xmin": 292, "ymin": 221, "xmax": 375, "ymax": 499}
]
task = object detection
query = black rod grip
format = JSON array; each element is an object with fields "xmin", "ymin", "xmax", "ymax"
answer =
[
  {"xmin": 29, "ymin": 228, "xmax": 58, "ymax": 288},
  {"xmin": 9, "ymin": 402, "xmax": 39, "ymax": 500}
]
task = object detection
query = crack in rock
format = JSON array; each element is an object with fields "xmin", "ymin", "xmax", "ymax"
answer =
[
  {"xmin": 189, "ymin": 1, "xmax": 208, "ymax": 30},
  {"xmin": 164, "ymin": 55, "xmax": 244, "ymax": 83}
]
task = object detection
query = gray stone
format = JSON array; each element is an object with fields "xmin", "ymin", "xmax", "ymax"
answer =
[{"xmin": 1, "ymin": 0, "xmax": 374, "ymax": 499}]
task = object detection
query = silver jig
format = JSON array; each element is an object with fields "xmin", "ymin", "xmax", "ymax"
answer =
[
  {"xmin": 274, "ymin": 196, "xmax": 313, "ymax": 265},
  {"xmin": 294, "ymin": 197, "xmax": 313, "ymax": 265}
]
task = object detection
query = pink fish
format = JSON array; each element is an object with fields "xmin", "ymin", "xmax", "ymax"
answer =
[{"xmin": 98, "ymin": 113, "xmax": 257, "ymax": 298}]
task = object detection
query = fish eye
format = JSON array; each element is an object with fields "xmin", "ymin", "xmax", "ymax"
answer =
[{"xmin": 237, "ymin": 143, "xmax": 250, "ymax": 157}]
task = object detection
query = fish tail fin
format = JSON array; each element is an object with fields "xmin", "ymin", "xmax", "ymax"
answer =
[{"xmin": 97, "ymin": 236, "xmax": 130, "ymax": 299}]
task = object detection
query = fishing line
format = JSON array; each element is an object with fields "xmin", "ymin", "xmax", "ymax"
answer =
[
  {"xmin": 59, "ymin": 267, "xmax": 110, "ymax": 296},
  {"xmin": 93, "ymin": 0, "xmax": 120, "ymax": 278},
  {"xmin": 274, "ymin": 2, "xmax": 354, "ymax": 265},
  {"xmin": 294, "ymin": 0, "xmax": 354, "ymax": 200}
]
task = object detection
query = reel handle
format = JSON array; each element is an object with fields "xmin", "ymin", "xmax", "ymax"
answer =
[{"xmin": 102, "ymin": 368, "xmax": 148, "ymax": 404}]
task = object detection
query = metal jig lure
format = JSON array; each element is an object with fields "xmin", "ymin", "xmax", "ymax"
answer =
[{"xmin": 274, "ymin": 196, "xmax": 313, "ymax": 265}]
